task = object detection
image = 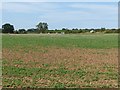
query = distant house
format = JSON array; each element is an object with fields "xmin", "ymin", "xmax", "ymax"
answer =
[{"xmin": 90, "ymin": 30, "xmax": 95, "ymax": 33}]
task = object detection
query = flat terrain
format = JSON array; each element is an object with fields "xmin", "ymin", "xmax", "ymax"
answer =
[{"xmin": 2, "ymin": 34, "xmax": 118, "ymax": 88}]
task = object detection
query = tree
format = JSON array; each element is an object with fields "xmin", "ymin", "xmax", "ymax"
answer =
[
  {"xmin": 36, "ymin": 22, "xmax": 48, "ymax": 33},
  {"xmin": 62, "ymin": 28, "xmax": 66, "ymax": 30},
  {"xmin": 0, "ymin": 28, "xmax": 2, "ymax": 33},
  {"xmin": 101, "ymin": 28, "xmax": 106, "ymax": 32},
  {"xmin": 18, "ymin": 29, "xmax": 26, "ymax": 34},
  {"xmin": 2, "ymin": 23, "xmax": 14, "ymax": 33},
  {"xmin": 27, "ymin": 28, "xmax": 37, "ymax": 33}
]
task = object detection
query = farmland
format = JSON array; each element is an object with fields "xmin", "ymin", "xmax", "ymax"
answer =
[{"xmin": 2, "ymin": 33, "xmax": 118, "ymax": 88}]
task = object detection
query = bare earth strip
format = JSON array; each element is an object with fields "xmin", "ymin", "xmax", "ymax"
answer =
[{"xmin": 2, "ymin": 47, "xmax": 118, "ymax": 88}]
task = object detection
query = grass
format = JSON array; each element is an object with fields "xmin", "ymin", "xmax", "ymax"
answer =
[
  {"xmin": 2, "ymin": 34, "xmax": 118, "ymax": 49},
  {"xmin": 2, "ymin": 33, "xmax": 118, "ymax": 88}
]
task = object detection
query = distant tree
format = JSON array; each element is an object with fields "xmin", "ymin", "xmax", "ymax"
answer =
[
  {"xmin": 18, "ymin": 29, "xmax": 26, "ymax": 34},
  {"xmin": 2, "ymin": 23, "xmax": 14, "ymax": 33},
  {"xmin": 36, "ymin": 22, "xmax": 48, "ymax": 33},
  {"xmin": 78, "ymin": 29, "xmax": 82, "ymax": 33},
  {"xmin": 118, "ymin": 29, "xmax": 120, "ymax": 33},
  {"xmin": 95, "ymin": 29, "xmax": 101, "ymax": 32},
  {"xmin": 101, "ymin": 28, "xmax": 106, "ymax": 32},
  {"xmin": 62, "ymin": 28, "xmax": 66, "ymax": 30},
  {"xmin": 0, "ymin": 28, "xmax": 2, "ymax": 33},
  {"xmin": 14, "ymin": 30, "xmax": 19, "ymax": 34},
  {"xmin": 72, "ymin": 28, "xmax": 78, "ymax": 30},
  {"xmin": 27, "ymin": 28, "xmax": 37, "ymax": 33}
]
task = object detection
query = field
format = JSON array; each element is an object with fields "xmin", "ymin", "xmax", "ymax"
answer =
[{"xmin": 2, "ymin": 34, "xmax": 118, "ymax": 88}]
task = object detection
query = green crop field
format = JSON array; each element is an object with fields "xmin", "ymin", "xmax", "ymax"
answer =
[
  {"xmin": 2, "ymin": 34, "xmax": 118, "ymax": 49},
  {"xmin": 2, "ymin": 34, "xmax": 119, "ymax": 88}
]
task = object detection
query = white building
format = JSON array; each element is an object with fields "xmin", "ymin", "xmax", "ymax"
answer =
[{"xmin": 90, "ymin": 30, "xmax": 95, "ymax": 33}]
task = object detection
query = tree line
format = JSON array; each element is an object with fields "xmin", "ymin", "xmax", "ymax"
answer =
[{"xmin": 1, "ymin": 22, "xmax": 120, "ymax": 34}]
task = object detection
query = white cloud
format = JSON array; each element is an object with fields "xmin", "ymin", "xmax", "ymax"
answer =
[
  {"xmin": 2, "ymin": 2, "xmax": 118, "ymax": 15},
  {"xmin": 1, "ymin": 2, "xmax": 117, "ymax": 29},
  {"xmin": 68, "ymin": 3, "xmax": 117, "ymax": 18},
  {"xmin": 2, "ymin": 2, "xmax": 61, "ymax": 13},
  {"xmin": 69, "ymin": 3, "xmax": 117, "ymax": 11},
  {"xmin": 46, "ymin": 3, "xmax": 117, "ymax": 19},
  {"xmin": 2, "ymin": 3, "xmax": 35, "ymax": 13}
]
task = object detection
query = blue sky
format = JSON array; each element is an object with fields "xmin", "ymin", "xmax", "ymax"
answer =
[{"xmin": 2, "ymin": 2, "xmax": 118, "ymax": 30}]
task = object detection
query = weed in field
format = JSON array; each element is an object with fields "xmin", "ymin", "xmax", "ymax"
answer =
[
  {"xmin": 52, "ymin": 82, "xmax": 65, "ymax": 88},
  {"xmin": 73, "ymin": 69, "xmax": 87, "ymax": 78},
  {"xmin": 42, "ymin": 64, "xmax": 49, "ymax": 67},
  {"xmin": 92, "ymin": 75, "xmax": 99, "ymax": 81}
]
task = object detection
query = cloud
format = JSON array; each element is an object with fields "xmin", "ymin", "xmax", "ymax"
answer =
[
  {"xmin": 2, "ymin": 2, "xmax": 60, "ymax": 13},
  {"xmin": 2, "ymin": 2, "xmax": 118, "ymax": 29},
  {"xmin": 2, "ymin": 2, "xmax": 118, "ymax": 16},
  {"xmin": 67, "ymin": 3, "xmax": 117, "ymax": 19},
  {"xmin": 2, "ymin": 3, "xmax": 36, "ymax": 13},
  {"xmin": 69, "ymin": 3, "xmax": 117, "ymax": 12},
  {"xmin": 42, "ymin": 3, "xmax": 117, "ymax": 20}
]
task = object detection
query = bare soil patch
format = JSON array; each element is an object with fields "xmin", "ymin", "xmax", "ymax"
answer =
[
  {"xmin": 3, "ymin": 47, "xmax": 118, "ymax": 68},
  {"xmin": 2, "ymin": 47, "xmax": 118, "ymax": 88}
]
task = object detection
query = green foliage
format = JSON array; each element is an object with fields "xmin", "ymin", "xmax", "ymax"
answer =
[
  {"xmin": 36, "ymin": 22, "xmax": 48, "ymax": 33},
  {"xmin": 3, "ymin": 61, "xmax": 118, "ymax": 88},
  {"xmin": 27, "ymin": 28, "xmax": 37, "ymax": 33},
  {"xmin": 53, "ymin": 82, "xmax": 65, "ymax": 88},
  {"xmin": 2, "ymin": 23, "xmax": 14, "ymax": 33},
  {"xmin": 74, "ymin": 69, "xmax": 87, "ymax": 78},
  {"xmin": 2, "ymin": 23, "xmax": 119, "ymax": 34},
  {"xmin": 18, "ymin": 29, "xmax": 27, "ymax": 34}
]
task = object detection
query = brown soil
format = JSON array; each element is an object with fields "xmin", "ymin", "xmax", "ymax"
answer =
[
  {"xmin": 2, "ymin": 47, "xmax": 118, "ymax": 88},
  {"xmin": 2, "ymin": 47, "xmax": 118, "ymax": 68}
]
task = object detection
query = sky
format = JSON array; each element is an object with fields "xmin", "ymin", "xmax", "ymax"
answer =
[{"xmin": 1, "ymin": 1, "xmax": 118, "ymax": 30}]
